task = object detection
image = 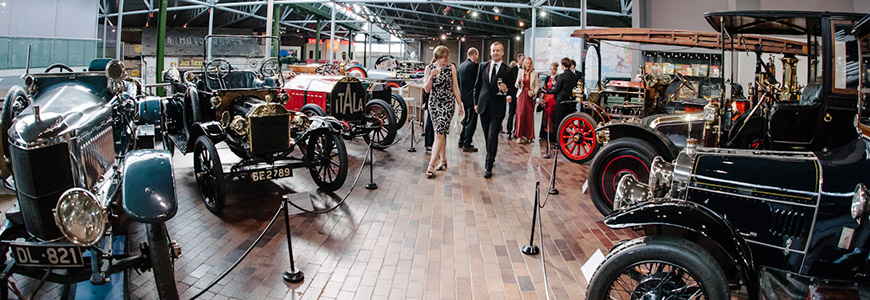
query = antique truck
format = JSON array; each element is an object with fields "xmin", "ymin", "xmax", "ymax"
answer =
[
  {"xmin": 0, "ymin": 58, "xmax": 179, "ymax": 298},
  {"xmin": 585, "ymin": 11, "xmax": 870, "ymax": 300}
]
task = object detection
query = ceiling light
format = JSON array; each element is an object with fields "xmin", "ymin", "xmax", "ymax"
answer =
[
  {"xmin": 493, "ymin": 7, "xmax": 500, "ymax": 13},
  {"xmin": 515, "ymin": 36, "xmax": 521, "ymax": 41},
  {"xmin": 539, "ymin": 11, "xmax": 547, "ymax": 17},
  {"xmin": 441, "ymin": 34, "xmax": 446, "ymax": 40},
  {"xmin": 456, "ymin": 26, "xmax": 461, "ymax": 30},
  {"xmin": 439, "ymin": 26, "xmax": 443, "ymax": 30},
  {"xmin": 471, "ymin": 11, "xmax": 479, "ymax": 17},
  {"xmin": 461, "ymin": 37, "xmax": 466, "ymax": 42},
  {"xmin": 519, "ymin": 21, "xmax": 525, "ymax": 27}
]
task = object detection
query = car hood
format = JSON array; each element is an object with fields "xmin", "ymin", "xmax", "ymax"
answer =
[{"xmin": 10, "ymin": 83, "xmax": 112, "ymax": 148}]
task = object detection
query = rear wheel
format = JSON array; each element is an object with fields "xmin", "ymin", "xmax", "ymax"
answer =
[
  {"xmin": 146, "ymin": 223, "xmax": 179, "ymax": 300},
  {"xmin": 300, "ymin": 103, "xmax": 326, "ymax": 117},
  {"xmin": 588, "ymin": 138, "xmax": 658, "ymax": 216},
  {"xmin": 364, "ymin": 99, "xmax": 397, "ymax": 149},
  {"xmin": 193, "ymin": 136, "xmax": 226, "ymax": 215},
  {"xmin": 346, "ymin": 67, "xmax": 367, "ymax": 78},
  {"xmin": 558, "ymin": 112, "xmax": 598, "ymax": 163},
  {"xmin": 390, "ymin": 93, "xmax": 408, "ymax": 129},
  {"xmin": 587, "ymin": 236, "xmax": 729, "ymax": 300},
  {"xmin": 306, "ymin": 130, "xmax": 348, "ymax": 192}
]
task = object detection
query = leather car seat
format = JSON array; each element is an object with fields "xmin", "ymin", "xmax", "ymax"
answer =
[{"xmin": 767, "ymin": 83, "xmax": 822, "ymax": 146}]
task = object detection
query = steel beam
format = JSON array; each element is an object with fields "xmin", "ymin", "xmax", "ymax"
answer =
[
  {"xmin": 156, "ymin": 0, "xmax": 167, "ymax": 96},
  {"xmin": 330, "ymin": 0, "xmax": 336, "ymax": 62}
]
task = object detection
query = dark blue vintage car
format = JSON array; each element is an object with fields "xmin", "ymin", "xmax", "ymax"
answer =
[
  {"xmin": 0, "ymin": 59, "xmax": 179, "ymax": 299},
  {"xmin": 585, "ymin": 12, "xmax": 870, "ymax": 300}
]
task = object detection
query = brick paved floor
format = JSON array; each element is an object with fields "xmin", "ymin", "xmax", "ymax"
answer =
[{"xmin": 0, "ymin": 119, "xmax": 641, "ymax": 299}]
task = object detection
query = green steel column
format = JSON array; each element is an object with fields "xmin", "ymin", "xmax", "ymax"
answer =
[
  {"xmin": 272, "ymin": 4, "xmax": 281, "ymax": 57},
  {"xmin": 362, "ymin": 34, "xmax": 367, "ymax": 67},
  {"xmin": 347, "ymin": 29, "xmax": 353, "ymax": 61},
  {"xmin": 156, "ymin": 0, "xmax": 167, "ymax": 96},
  {"xmin": 315, "ymin": 19, "xmax": 321, "ymax": 62}
]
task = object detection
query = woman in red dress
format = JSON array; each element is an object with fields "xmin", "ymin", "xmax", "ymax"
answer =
[
  {"xmin": 514, "ymin": 57, "xmax": 538, "ymax": 144},
  {"xmin": 539, "ymin": 62, "xmax": 558, "ymax": 145}
]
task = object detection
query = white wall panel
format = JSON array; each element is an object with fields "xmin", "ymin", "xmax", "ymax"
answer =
[{"xmin": 2, "ymin": 0, "xmax": 97, "ymax": 39}]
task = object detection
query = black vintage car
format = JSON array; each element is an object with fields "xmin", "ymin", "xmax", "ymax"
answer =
[
  {"xmin": 0, "ymin": 59, "xmax": 179, "ymax": 298},
  {"xmin": 584, "ymin": 11, "xmax": 864, "ymax": 216},
  {"xmin": 585, "ymin": 11, "xmax": 870, "ymax": 300},
  {"xmin": 162, "ymin": 35, "xmax": 349, "ymax": 215}
]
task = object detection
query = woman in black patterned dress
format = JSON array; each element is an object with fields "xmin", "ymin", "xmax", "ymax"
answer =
[{"xmin": 423, "ymin": 45, "xmax": 464, "ymax": 178}]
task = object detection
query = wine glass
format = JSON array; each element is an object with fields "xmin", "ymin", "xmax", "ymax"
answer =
[{"xmin": 497, "ymin": 78, "xmax": 504, "ymax": 96}]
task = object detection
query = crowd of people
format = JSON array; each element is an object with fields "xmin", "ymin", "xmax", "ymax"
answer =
[{"xmin": 421, "ymin": 42, "xmax": 581, "ymax": 179}]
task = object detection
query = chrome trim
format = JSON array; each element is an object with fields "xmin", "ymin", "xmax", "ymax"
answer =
[
  {"xmin": 79, "ymin": 126, "xmax": 115, "ymax": 190},
  {"xmin": 613, "ymin": 176, "xmax": 650, "ymax": 211},
  {"xmin": 686, "ymin": 186, "xmax": 816, "ymax": 208},
  {"xmin": 648, "ymin": 112, "xmax": 705, "ymax": 129},
  {"xmin": 745, "ymin": 239, "xmax": 806, "ymax": 255},
  {"xmin": 690, "ymin": 173, "xmax": 819, "ymax": 199},
  {"xmin": 648, "ymin": 156, "xmax": 674, "ymax": 198}
]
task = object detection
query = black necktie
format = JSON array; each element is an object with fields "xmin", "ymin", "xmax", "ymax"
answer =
[{"xmin": 490, "ymin": 63, "xmax": 499, "ymax": 85}]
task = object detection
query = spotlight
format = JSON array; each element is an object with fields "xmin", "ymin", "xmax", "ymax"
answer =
[
  {"xmin": 441, "ymin": 34, "xmax": 446, "ymax": 40},
  {"xmin": 456, "ymin": 26, "xmax": 461, "ymax": 30},
  {"xmin": 472, "ymin": 11, "xmax": 479, "ymax": 17},
  {"xmin": 461, "ymin": 37, "xmax": 466, "ymax": 42},
  {"xmin": 519, "ymin": 21, "xmax": 525, "ymax": 27},
  {"xmin": 440, "ymin": 26, "xmax": 443, "ymax": 30},
  {"xmin": 515, "ymin": 36, "xmax": 521, "ymax": 41},
  {"xmin": 539, "ymin": 11, "xmax": 547, "ymax": 17},
  {"xmin": 493, "ymin": 7, "xmax": 500, "ymax": 13}
]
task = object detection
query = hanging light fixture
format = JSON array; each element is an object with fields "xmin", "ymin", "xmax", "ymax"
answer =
[
  {"xmin": 493, "ymin": 7, "xmax": 500, "ymax": 13},
  {"xmin": 472, "ymin": 11, "xmax": 479, "ymax": 17},
  {"xmin": 519, "ymin": 21, "xmax": 525, "ymax": 27},
  {"xmin": 539, "ymin": 11, "xmax": 547, "ymax": 17}
]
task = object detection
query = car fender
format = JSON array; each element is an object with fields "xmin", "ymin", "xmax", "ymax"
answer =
[
  {"xmin": 138, "ymin": 96, "xmax": 162, "ymax": 125},
  {"xmin": 606, "ymin": 200, "xmax": 758, "ymax": 297},
  {"xmin": 122, "ymin": 149, "xmax": 177, "ymax": 223},
  {"xmin": 189, "ymin": 121, "xmax": 226, "ymax": 145},
  {"xmin": 598, "ymin": 121, "xmax": 680, "ymax": 161}
]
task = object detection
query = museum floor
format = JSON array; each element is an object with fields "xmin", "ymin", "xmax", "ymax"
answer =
[{"xmin": 0, "ymin": 123, "xmax": 640, "ymax": 300}]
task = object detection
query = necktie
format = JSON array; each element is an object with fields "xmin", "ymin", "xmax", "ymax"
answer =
[{"xmin": 490, "ymin": 63, "xmax": 499, "ymax": 85}]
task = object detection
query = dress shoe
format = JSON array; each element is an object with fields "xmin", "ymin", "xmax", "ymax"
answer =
[
  {"xmin": 483, "ymin": 169, "xmax": 493, "ymax": 178},
  {"xmin": 462, "ymin": 145, "xmax": 478, "ymax": 152}
]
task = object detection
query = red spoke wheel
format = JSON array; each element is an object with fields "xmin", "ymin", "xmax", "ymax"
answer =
[
  {"xmin": 588, "ymin": 138, "xmax": 658, "ymax": 216},
  {"xmin": 558, "ymin": 112, "xmax": 598, "ymax": 163}
]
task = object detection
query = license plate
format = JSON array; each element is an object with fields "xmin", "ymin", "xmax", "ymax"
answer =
[
  {"xmin": 11, "ymin": 243, "xmax": 84, "ymax": 267},
  {"xmin": 251, "ymin": 167, "xmax": 292, "ymax": 182}
]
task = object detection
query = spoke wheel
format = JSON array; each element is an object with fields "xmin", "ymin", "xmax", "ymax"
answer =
[
  {"xmin": 193, "ymin": 136, "xmax": 226, "ymax": 215},
  {"xmin": 364, "ymin": 99, "xmax": 397, "ymax": 149},
  {"xmin": 300, "ymin": 104, "xmax": 326, "ymax": 117},
  {"xmin": 587, "ymin": 236, "xmax": 729, "ymax": 300},
  {"xmin": 306, "ymin": 130, "xmax": 348, "ymax": 192},
  {"xmin": 588, "ymin": 138, "xmax": 657, "ymax": 216},
  {"xmin": 390, "ymin": 93, "xmax": 408, "ymax": 129},
  {"xmin": 558, "ymin": 112, "xmax": 598, "ymax": 163},
  {"xmin": 146, "ymin": 223, "xmax": 179, "ymax": 300}
]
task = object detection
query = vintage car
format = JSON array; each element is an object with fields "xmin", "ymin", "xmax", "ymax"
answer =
[
  {"xmin": 282, "ymin": 72, "xmax": 399, "ymax": 149},
  {"xmin": 162, "ymin": 35, "xmax": 348, "ymax": 215},
  {"xmin": 577, "ymin": 25, "xmax": 823, "ymax": 215},
  {"xmin": 0, "ymin": 58, "xmax": 179, "ymax": 298},
  {"xmin": 585, "ymin": 11, "xmax": 869, "ymax": 300},
  {"xmin": 555, "ymin": 28, "xmax": 798, "ymax": 165}
]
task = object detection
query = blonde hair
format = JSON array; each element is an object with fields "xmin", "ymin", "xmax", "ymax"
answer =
[
  {"xmin": 466, "ymin": 47, "xmax": 478, "ymax": 57},
  {"xmin": 550, "ymin": 62, "xmax": 559, "ymax": 69},
  {"xmin": 433, "ymin": 46, "xmax": 450, "ymax": 60},
  {"xmin": 523, "ymin": 57, "xmax": 535, "ymax": 73}
]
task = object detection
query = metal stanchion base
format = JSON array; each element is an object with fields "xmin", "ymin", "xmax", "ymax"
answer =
[
  {"xmin": 408, "ymin": 147, "xmax": 417, "ymax": 152},
  {"xmin": 548, "ymin": 188, "xmax": 559, "ymax": 195},
  {"xmin": 365, "ymin": 183, "xmax": 379, "ymax": 190},
  {"xmin": 521, "ymin": 244, "xmax": 540, "ymax": 256},
  {"xmin": 542, "ymin": 153, "xmax": 551, "ymax": 159},
  {"xmin": 283, "ymin": 270, "xmax": 304, "ymax": 283}
]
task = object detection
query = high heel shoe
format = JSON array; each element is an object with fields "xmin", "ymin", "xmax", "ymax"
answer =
[
  {"xmin": 436, "ymin": 161, "xmax": 448, "ymax": 171},
  {"xmin": 425, "ymin": 165, "xmax": 436, "ymax": 178}
]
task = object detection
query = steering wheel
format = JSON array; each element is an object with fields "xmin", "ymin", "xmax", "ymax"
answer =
[
  {"xmin": 315, "ymin": 64, "xmax": 336, "ymax": 75},
  {"xmin": 674, "ymin": 72, "xmax": 695, "ymax": 91},
  {"xmin": 205, "ymin": 59, "xmax": 232, "ymax": 81},
  {"xmin": 44, "ymin": 63, "xmax": 74, "ymax": 73},
  {"xmin": 259, "ymin": 58, "xmax": 281, "ymax": 77}
]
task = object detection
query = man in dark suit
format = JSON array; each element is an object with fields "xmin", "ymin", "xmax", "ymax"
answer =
[
  {"xmin": 474, "ymin": 41, "xmax": 517, "ymax": 178},
  {"xmin": 570, "ymin": 59, "xmax": 582, "ymax": 78},
  {"xmin": 545, "ymin": 58, "xmax": 580, "ymax": 132},
  {"xmin": 504, "ymin": 53, "xmax": 525, "ymax": 139},
  {"xmin": 458, "ymin": 47, "xmax": 480, "ymax": 152}
]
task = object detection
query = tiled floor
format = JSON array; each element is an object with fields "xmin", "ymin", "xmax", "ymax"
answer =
[{"xmin": 0, "ymin": 119, "xmax": 640, "ymax": 299}]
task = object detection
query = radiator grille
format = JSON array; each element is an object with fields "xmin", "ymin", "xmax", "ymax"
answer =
[
  {"xmin": 80, "ymin": 126, "xmax": 115, "ymax": 189},
  {"xmin": 249, "ymin": 114, "xmax": 290, "ymax": 155},
  {"xmin": 11, "ymin": 143, "xmax": 74, "ymax": 239}
]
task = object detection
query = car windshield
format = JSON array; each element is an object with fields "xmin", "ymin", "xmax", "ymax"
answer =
[{"xmin": 204, "ymin": 35, "xmax": 279, "ymax": 74}]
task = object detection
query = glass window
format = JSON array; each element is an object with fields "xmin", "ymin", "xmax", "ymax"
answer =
[{"xmin": 832, "ymin": 20, "xmax": 859, "ymax": 91}]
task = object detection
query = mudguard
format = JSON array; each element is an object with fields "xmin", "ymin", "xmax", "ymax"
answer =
[
  {"xmin": 598, "ymin": 121, "xmax": 681, "ymax": 161},
  {"xmin": 121, "ymin": 149, "xmax": 177, "ymax": 223},
  {"xmin": 606, "ymin": 200, "xmax": 758, "ymax": 298},
  {"xmin": 137, "ymin": 96, "xmax": 162, "ymax": 125},
  {"xmin": 189, "ymin": 121, "xmax": 226, "ymax": 145}
]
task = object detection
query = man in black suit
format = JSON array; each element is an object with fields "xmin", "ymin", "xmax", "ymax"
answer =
[
  {"xmin": 504, "ymin": 53, "xmax": 525, "ymax": 139},
  {"xmin": 474, "ymin": 41, "xmax": 517, "ymax": 178},
  {"xmin": 458, "ymin": 47, "xmax": 480, "ymax": 152},
  {"xmin": 570, "ymin": 59, "xmax": 582, "ymax": 78},
  {"xmin": 545, "ymin": 58, "xmax": 580, "ymax": 132}
]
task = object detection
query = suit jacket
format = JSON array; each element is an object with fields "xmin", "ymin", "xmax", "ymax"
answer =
[
  {"xmin": 545, "ymin": 70, "xmax": 579, "ymax": 101},
  {"xmin": 458, "ymin": 59, "xmax": 479, "ymax": 105},
  {"xmin": 473, "ymin": 60, "xmax": 517, "ymax": 115},
  {"xmin": 515, "ymin": 69, "xmax": 539, "ymax": 98}
]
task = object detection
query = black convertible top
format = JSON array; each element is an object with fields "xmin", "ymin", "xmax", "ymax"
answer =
[{"xmin": 704, "ymin": 10, "xmax": 866, "ymax": 35}]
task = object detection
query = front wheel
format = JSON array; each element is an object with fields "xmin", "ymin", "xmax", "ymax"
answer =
[
  {"xmin": 306, "ymin": 130, "xmax": 348, "ymax": 192},
  {"xmin": 587, "ymin": 236, "xmax": 729, "ymax": 300},
  {"xmin": 193, "ymin": 136, "xmax": 226, "ymax": 215},
  {"xmin": 390, "ymin": 93, "xmax": 408, "ymax": 130},
  {"xmin": 558, "ymin": 112, "xmax": 598, "ymax": 163},
  {"xmin": 146, "ymin": 223, "xmax": 180, "ymax": 300},
  {"xmin": 364, "ymin": 99, "xmax": 397, "ymax": 149},
  {"xmin": 588, "ymin": 137, "xmax": 658, "ymax": 216}
]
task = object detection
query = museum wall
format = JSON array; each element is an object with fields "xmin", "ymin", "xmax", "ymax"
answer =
[
  {"xmin": 421, "ymin": 38, "xmax": 524, "ymax": 68},
  {"xmin": 0, "ymin": 0, "xmax": 99, "ymax": 69}
]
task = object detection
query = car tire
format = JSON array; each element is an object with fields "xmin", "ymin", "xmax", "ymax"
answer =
[
  {"xmin": 1, "ymin": 86, "xmax": 30, "ymax": 177},
  {"xmin": 193, "ymin": 135, "xmax": 226, "ymax": 215},
  {"xmin": 364, "ymin": 99, "xmax": 397, "ymax": 149},
  {"xmin": 587, "ymin": 236, "xmax": 729, "ymax": 300},
  {"xmin": 346, "ymin": 67, "xmax": 367, "ymax": 78},
  {"xmin": 588, "ymin": 137, "xmax": 658, "ymax": 216},
  {"xmin": 557, "ymin": 112, "xmax": 598, "ymax": 163},
  {"xmin": 306, "ymin": 130, "xmax": 348, "ymax": 192},
  {"xmin": 146, "ymin": 222, "xmax": 180, "ymax": 300},
  {"xmin": 389, "ymin": 93, "xmax": 408, "ymax": 130},
  {"xmin": 300, "ymin": 104, "xmax": 326, "ymax": 117}
]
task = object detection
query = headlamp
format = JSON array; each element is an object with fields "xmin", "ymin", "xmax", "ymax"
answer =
[{"xmin": 54, "ymin": 188, "xmax": 107, "ymax": 247}]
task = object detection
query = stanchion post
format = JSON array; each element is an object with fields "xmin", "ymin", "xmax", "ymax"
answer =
[
  {"xmin": 548, "ymin": 148, "xmax": 559, "ymax": 195},
  {"xmin": 365, "ymin": 144, "xmax": 378, "ymax": 190},
  {"xmin": 282, "ymin": 201, "xmax": 304, "ymax": 283},
  {"xmin": 522, "ymin": 182, "xmax": 541, "ymax": 255},
  {"xmin": 408, "ymin": 117, "xmax": 417, "ymax": 152}
]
